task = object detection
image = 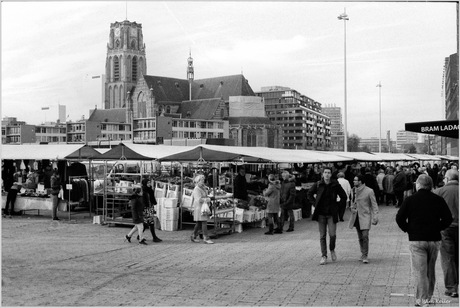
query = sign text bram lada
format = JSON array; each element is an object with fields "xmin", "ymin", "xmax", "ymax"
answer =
[{"xmin": 421, "ymin": 124, "xmax": 458, "ymax": 133}]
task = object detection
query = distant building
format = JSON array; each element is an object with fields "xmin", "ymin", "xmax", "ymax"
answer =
[
  {"xmin": 396, "ymin": 130, "xmax": 419, "ymax": 152},
  {"xmin": 67, "ymin": 109, "xmax": 131, "ymax": 146},
  {"xmin": 35, "ymin": 122, "xmax": 67, "ymax": 144},
  {"xmin": 256, "ymin": 86, "xmax": 331, "ymax": 150},
  {"xmin": 322, "ymin": 105, "xmax": 344, "ymax": 151},
  {"xmin": 443, "ymin": 53, "xmax": 459, "ymax": 155},
  {"xmin": 1, "ymin": 117, "xmax": 35, "ymax": 144}
]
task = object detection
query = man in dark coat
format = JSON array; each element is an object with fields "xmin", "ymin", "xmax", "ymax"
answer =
[
  {"xmin": 275, "ymin": 171, "xmax": 296, "ymax": 233},
  {"xmin": 393, "ymin": 165, "xmax": 407, "ymax": 208},
  {"xmin": 234, "ymin": 167, "xmax": 248, "ymax": 201},
  {"xmin": 308, "ymin": 167, "xmax": 347, "ymax": 265},
  {"xmin": 434, "ymin": 169, "xmax": 459, "ymax": 298},
  {"xmin": 396, "ymin": 174, "xmax": 453, "ymax": 306}
]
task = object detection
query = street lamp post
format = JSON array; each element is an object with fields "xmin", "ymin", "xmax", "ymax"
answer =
[
  {"xmin": 338, "ymin": 9, "xmax": 349, "ymax": 152},
  {"xmin": 377, "ymin": 82, "xmax": 382, "ymax": 153}
]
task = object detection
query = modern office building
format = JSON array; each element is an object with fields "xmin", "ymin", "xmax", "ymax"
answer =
[
  {"xmin": 322, "ymin": 104, "xmax": 344, "ymax": 151},
  {"xmin": 256, "ymin": 86, "xmax": 331, "ymax": 150},
  {"xmin": 396, "ymin": 130, "xmax": 419, "ymax": 152},
  {"xmin": 443, "ymin": 53, "xmax": 459, "ymax": 155}
]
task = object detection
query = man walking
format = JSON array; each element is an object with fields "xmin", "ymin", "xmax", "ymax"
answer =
[
  {"xmin": 434, "ymin": 169, "xmax": 459, "ymax": 298},
  {"xmin": 308, "ymin": 167, "xmax": 347, "ymax": 265},
  {"xmin": 276, "ymin": 171, "xmax": 296, "ymax": 233},
  {"xmin": 348, "ymin": 175, "xmax": 379, "ymax": 264},
  {"xmin": 396, "ymin": 174, "xmax": 452, "ymax": 306}
]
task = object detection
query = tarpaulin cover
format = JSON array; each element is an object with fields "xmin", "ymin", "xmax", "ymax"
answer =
[
  {"xmin": 407, "ymin": 153, "xmax": 441, "ymax": 161},
  {"xmin": 92, "ymin": 143, "xmax": 195, "ymax": 160},
  {"xmin": 2, "ymin": 144, "xmax": 93, "ymax": 160},
  {"xmin": 159, "ymin": 144, "xmax": 354, "ymax": 163},
  {"xmin": 370, "ymin": 152, "xmax": 417, "ymax": 162},
  {"xmin": 314, "ymin": 151, "xmax": 382, "ymax": 162}
]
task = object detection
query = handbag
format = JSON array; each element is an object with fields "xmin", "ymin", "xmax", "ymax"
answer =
[{"xmin": 201, "ymin": 201, "xmax": 212, "ymax": 216}]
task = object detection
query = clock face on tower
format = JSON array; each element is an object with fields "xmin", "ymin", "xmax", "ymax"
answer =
[
  {"xmin": 130, "ymin": 28, "xmax": 137, "ymax": 36},
  {"xmin": 114, "ymin": 28, "xmax": 120, "ymax": 37}
]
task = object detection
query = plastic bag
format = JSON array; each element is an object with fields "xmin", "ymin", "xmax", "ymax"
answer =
[{"xmin": 201, "ymin": 202, "xmax": 211, "ymax": 216}]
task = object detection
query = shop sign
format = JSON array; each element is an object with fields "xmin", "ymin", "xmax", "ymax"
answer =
[{"xmin": 405, "ymin": 120, "xmax": 459, "ymax": 139}]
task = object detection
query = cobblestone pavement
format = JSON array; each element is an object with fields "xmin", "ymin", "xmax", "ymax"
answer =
[{"xmin": 2, "ymin": 205, "xmax": 459, "ymax": 307}]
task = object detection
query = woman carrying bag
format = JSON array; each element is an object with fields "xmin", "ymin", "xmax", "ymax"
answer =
[
  {"xmin": 190, "ymin": 174, "xmax": 214, "ymax": 244},
  {"xmin": 141, "ymin": 179, "xmax": 162, "ymax": 243}
]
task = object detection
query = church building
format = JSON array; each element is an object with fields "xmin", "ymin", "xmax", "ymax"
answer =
[{"xmin": 103, "ymin": 20, "xmax": 282, "ymax": 148}]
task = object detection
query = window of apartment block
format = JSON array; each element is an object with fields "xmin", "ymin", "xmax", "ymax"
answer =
[
  {"xmin": 119, "ymin": 125, "xmax": 124, "ymax": 131},
  {"xmin": 207, "ymin": 122, "xmax": 213, "ymax": 129},
  {"xmin": 218, "ymin": 133, "xmax": 223, "ymax": 139},
  {"xmin": 218, "ymin": 122, "xmax": 223, "ymax": 129},
  {"xmin": 190, "ymin": 122, "xmax": 196, "ymax": 128}
]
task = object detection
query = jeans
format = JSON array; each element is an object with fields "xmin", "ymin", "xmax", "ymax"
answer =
[
  {"xmin": 51, "ymin": 194, "xmax": 59, "ymax": 219},
  {"xmin": 409, "ymin": 241, "xmax": 441, "ymax": 302},
  {"xmin": 318, "ymin": 215, "xmax": 337, "ymax": 257},
  {"xmin": 395, "ymin": 190, "xmax": 404, "ymax": 207},
  {"xmin": 441, "ymin": 226, "xmax": 459, "ymax": 293},
  {"xmin": 279, "ymin": 208, "xmax": 294, "ymax": 230},
  {"xmin": 267, "ymin": 213, "xmax": 279, "ymax": 232},
  {"xmin": 5, "ymin": 188, "xmax": 18, "ymax": 215},
  {"xmin": 128, "ymin": 222, "xmax": 145, "ymax": 241},
  {"xmin": 356, "ymin": 226, "xmax": 369, "ymax": 258},
  {"xmin": 193, "ymin": 221, "xmax": 209, "ymax": 240}
]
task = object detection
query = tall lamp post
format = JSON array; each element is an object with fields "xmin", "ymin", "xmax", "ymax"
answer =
[
  {"xmin": 338, "ymin": 9, "xmax": 349, "ymax": 152},
  {"xmin": 377, "ymin": 82, "xmax": 382, "ymax": 153}
]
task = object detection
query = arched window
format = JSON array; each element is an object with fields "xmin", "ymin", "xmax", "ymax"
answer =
[
  {"xmin": 114, "ymin": 56, "xmax": 120, "ymax": 81},
  {"xmin": 113, "ymin": 85, "xmax": 119, "ymax": 109},
  {"xmin": 132, "ymin": 56, "xmax": 137, "ymax": 82},
  {"xmin": 131, "ymin": 40, "xmax": 136, "ymax": 49}
]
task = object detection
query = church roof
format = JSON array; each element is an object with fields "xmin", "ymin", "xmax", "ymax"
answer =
[
  {"xmin": 88, "ymin": 108, "xmax": 127, "ymax": 123},
  {"xmin": 143, "ymin": 75, "xmax": 190, "ymax": 102},
  {"xmin": 142, "ymin": 74, "xmax": 255, "ymax": 102},
  {"xmin": 193, "ymin": 74, "xmax": 255, "ymax": 100},
  {"xmin": 228, "ymin": 117, "xmax": 274, "ymax": 126},
  {"xmin": 179, "ymin": 98, "xmax": 223, "ymax": 120}
]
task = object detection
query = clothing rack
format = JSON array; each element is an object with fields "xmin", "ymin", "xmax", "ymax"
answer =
[{"xmin": 67, "ymin": 175, "xmax": 92, "ymax": 221}]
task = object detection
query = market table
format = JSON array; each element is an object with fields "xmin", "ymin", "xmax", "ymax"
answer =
[{"xmin": 1, "ymin": 195, "xmax": 67, "ymax": 215}]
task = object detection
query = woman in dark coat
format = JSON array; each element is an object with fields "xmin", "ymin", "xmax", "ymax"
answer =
[
  {"xmin": 125, "ymin": 187, "xmax": 147, "ymax": 245},
  {"xmin": 141, "ymin": 179, "xmax": 162, "ymax": 242}
]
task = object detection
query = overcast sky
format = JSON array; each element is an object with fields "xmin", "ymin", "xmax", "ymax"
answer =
[{"xmin": 1, "ymin": 1, "xmax": 457, "ymax": 139}]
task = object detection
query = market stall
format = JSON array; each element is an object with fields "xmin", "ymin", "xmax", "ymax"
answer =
[{"xmin": 2, "ymin": 144, "xmax": 98, "ymax": 218}]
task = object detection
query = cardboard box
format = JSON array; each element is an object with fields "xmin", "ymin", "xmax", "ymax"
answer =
[
  {"xmin": 161, "ymin": 219, "xmax": 178, "ymax": 231},
  {"xmin": 163, "ymin": 207, "xmax": 179, "ymax": 220},
  {"xmin": 164, "ymin": 198, "xmax": 178, "ymax": 208}
]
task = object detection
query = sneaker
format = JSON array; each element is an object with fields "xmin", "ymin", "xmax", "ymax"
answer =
[
  {"xmin": 52, "ymin": 217, "xmax": 60, "ymax": 221},
  {"xmin": 359, "ymin": 255, "xmax": 364, "ymax": 261},
  {"xmin": 204, "ymin": 239, "xmax": 214, "ymax": 244},
  {"xmin": 139, "ymin": 239, "xmax": 148, "ymax": 245},
  {"xmin": 320, "ymin": 256, "xmax": 327, "ymax": 265},
  {"xmin": 286, "ymin": 229, "xmax": 294, "ymax": 232},
  {"xmin": 331, "ymin": 251, "xmax": 337, "ymax": 262},
  {"xmin": 362, "ymin": 257, "xmax": 369, "ymax": 264},
  {"xmin": 190, "ymin": 235, "xmax": 200, "ymax": 243},
  {"xmin": 124, "ymin": 235, "xmax": 132, "ymax": 243},
  {"xmin": 445, "ymin": 291, "xmax": 459, "ymax": 298}
]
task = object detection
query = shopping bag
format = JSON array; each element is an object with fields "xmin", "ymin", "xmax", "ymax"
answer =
[{"xmin": 201, "ymin": 202, "xmax": 211, "ymax": 216}]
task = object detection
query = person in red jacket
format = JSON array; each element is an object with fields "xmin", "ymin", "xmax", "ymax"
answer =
[{"xmin": 396, "ymin": 174, "xmax": 453, "ymax": 306}]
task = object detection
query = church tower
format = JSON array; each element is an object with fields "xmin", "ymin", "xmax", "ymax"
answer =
[
  {"xmin": 105, "ymin": 20, "xmax": 147, "ymax": 109},
  {"xmin": 187, "ymin": 50, "xmax": 194, "ymax": 101}
]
